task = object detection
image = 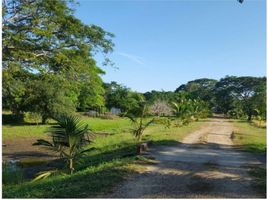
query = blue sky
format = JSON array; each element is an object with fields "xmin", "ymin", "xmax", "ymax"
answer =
[{"xmin": 75, "ymin": 0, "xmax": 266, "ymax": 92}]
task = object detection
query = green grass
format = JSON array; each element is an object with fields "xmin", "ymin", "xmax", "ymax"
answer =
[
  {"xmin": 3, "ymin": 116, "xmax": 204, "ymax": 198},
  {"xmin": 82, "ymin": 117, "xmax": 131, "ymax": 133},
  {"xmin": 3, "ymin": 117, "xmax": 131, "ymax": 140},
  {"xmin": 3, "ymin": 158, "xmax": 135, "ymax": 198},
  {"xmin": 250, "ymin": 119, "xmax": 266, "ymax": 129},
  {"xmin": 249, "ymin": 166, "xmax": 266, "ymax": 195},
  {"xmin": 3, "ymin": 125, "xmax": 50, "ymax": 140},
  {"xmin": 232, "ymin": 120, "xmax": 266, "ymax": 153}
]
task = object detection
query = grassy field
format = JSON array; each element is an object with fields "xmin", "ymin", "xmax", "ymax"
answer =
[
  {"xmin": 3, "ymin": 116, "xmax": 204, "ymax": 198},
  {"xmin": 232, "ymin": 120, "xmax": 266, "ymax": 153},
  {"xmin": 3, "ymin": 117, "xmax": 266, "ymax": 198},
  {"xmin": 3, "ymin": 117, "xmax": 131, "ymax": 140}
]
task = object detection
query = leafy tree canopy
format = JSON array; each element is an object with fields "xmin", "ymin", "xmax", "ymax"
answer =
[
  {"xmin": 104, "ymin": 81, "xmax": 144, "ymax": 113},
  {"xmin": 214, "ymin": 76, "xmax": 266, "ymax": 119},
  {"xmin": 175, "ymin": 78, "xmax": 217, "ymax": 107},
  {"xmin": 3, "ymin": 0, "xmax": 114, "ymax": 120}
]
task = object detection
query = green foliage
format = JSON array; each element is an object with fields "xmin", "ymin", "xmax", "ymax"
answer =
[
  {"xmin": 214, "ymin": 76, "xmax": 266, "ymax": 121},
  {"xmin": 3, "ymin": 0, "xmax": 114, "ymax": 120},
  {"xmin": 227, "ymin": 108, "xmax": 244, "ymax": 119},
  {"xmin": 24, "ymin": 112, "xmax": 42, "ymax": 125},
  {"xmin": 144, "ymin": 90, "xmax": 184, "ymax": 104},
  {"xmin": 32, "ymin": 170, "xmax": 64, "ymax": 182},
  {"xmin": 171, "ymin": 96, "xmax": 210, "ymax": 127},
  {"xmin": 126, "ymin": 102, "xmax": 155, "ymax": 142},
  {"xmin": 25, "ymin": 75, "xmax": 77, "ymax": 123},
  {"xmin": 3, "ymin": 158, "xmax": 134, "ymax": 198},
  {"xmin": 3, "ymin": 115, "xmax": 204, "ymax": 198},
  {"xmin": 171, "ymin": 95, "xmax": 210, "ymax": 126},
  {"xmin": 33, "ymin": 114, "xmax": 94, "ymax": 174},
  {"xmin": 173, "ymin": 76, "xmax": 266, "ymax": 122},
  {"xmin": 232, "ymin": 120, "xmax": 266, "ymax": 153},
  {"xmin": 78, "ymin": 79, "xmax": 105, "ymax": 112},
  {"xmin": 175, "ymin": 78, "xmax": 217, "ymax": 108},
  {"xmin": 104, "ymin": 81, "xmax": 144, "ymax": 114},
  {"xmin": 154, "ymin": 117, "xmax": 172, "ymax": 129},
  {"xmin": 3, "ymin": 162, "xmax": 24, "ymax": 185}
]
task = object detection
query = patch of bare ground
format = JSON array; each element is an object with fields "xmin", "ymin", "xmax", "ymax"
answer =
[
  {"xmin": 3, "ymin": 136, "xmax": 60, "ymax": 179},
  {"xmin": 3, "ymin": 137, "xmax": 56, "ymax": 161}
]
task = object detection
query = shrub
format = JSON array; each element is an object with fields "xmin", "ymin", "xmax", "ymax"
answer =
[
  {"xmin": 24, "ymin": 112, "xmax": 42, "ymax": 124},
  {"xmin": 33, "ymin": 114, "xmax": 94, "ymax": 175},
  {"xmin": 126, "ymin": 102, "xmax": 155, "ymax": 142}
]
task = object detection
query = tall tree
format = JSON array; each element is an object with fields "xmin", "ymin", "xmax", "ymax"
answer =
[
  {"xmin": 104, "ymin": 82, "xmax": 144, "ymax": 114},
  {"xmin": 175, "ymin": 78, "xmax": 217, "ymax": 108},
  {"xmin": 214, "ymin": 76, "xmax": 266, "ymax": 120},
  {"xmin": 3, "ymin": 0, "xmax": 114, "ymax": 120}
]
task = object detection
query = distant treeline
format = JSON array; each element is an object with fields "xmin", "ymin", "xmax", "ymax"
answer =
[
  {"xmin": 144, "ymin": 76, "xmax": 266, "ymax": 120},
  {"xmin": 4, "ymin": 74, "xmax": 265, "ymax": 123}
]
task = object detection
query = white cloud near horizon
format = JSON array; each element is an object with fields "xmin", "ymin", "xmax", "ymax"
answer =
[{"xmin": 117, "ymin": 52, "xmax": 145, "ymax": 65}]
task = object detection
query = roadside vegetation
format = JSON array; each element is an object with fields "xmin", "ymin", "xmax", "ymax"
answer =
[
  {"xmin": 232, "ymin": 120, "xmax": 266, "ymax": 153},
  {"xmin": 231, "ymin": 119, "xmax": 266, "ymax": 194},
  {"xmin": 3, "ymin": 117, "xmax": 204, "ymax": 198}
]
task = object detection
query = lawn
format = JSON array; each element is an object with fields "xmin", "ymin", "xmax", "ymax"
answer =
[
  {"xmin": 3, "ymin": 117, "xmax": 131, "ymax": 140},
  {"xmin": 232, "ymin": 120, "xmax": 266, "ymax": 153},
  {"xmin": 3, "ymin": 116, "xmax": 204, "ymax": 198}
]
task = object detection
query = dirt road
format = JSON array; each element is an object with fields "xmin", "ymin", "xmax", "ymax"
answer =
[{"xmin": 108, "ymin": 117, "xmax": 265, "ymax": 198}]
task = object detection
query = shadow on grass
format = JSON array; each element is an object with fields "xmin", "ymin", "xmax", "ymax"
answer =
[
  {"xmin": 2, "ymin": 139, "xmax": 182, "ymax": 198},
  {"xmin": 249, "ymin": 166, "xmax": 267, "ymax": 195},
  {"xmin": 2, "ymin": 114, "xmax": 56, "ymax": 126},
  {"xmin": 3, "ymin": 158, "xmax": 133, "ymax": 198},
  {"xmin": 231, "ymin": 132, "xmax": 266, "ymax": 154},
  {"xmin": 3, "ymin": 138, "xmax": 267, "ymax": 198}
]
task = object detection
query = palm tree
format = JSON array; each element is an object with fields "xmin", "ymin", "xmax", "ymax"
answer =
[
  {"xmin": 171, "ymin": 98, "xmax": 192, "ymax": 125},
  {"xmin": 171, "ymin": 98, "xmax": 210, "ymax": 125},
  {"xmin": 33, "ymin": 114, "xmax": 93, "ymax": 174},
  {"xmin": 127, "ymin": 103, "xmax": 155, "ymax": 142}
]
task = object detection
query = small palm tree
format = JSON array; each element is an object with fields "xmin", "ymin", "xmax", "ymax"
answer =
[
  {"xmin": 33, "ymin": 114, "xmax": 93, "ymax": 174},
  {"xmin": 126, "ymin": 102, "xmax": 155, "ymax": 142},
  {"xmin": 171, "ymin": 98, "xmax": 192, "ymax": 125}
]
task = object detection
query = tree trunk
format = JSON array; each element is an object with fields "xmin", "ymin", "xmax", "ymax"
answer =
[
  {"xmin": 11, "ymin": 106, "xmax": 24, "ymax": 122},
  {"xmin": 42, "ymin": 116, "xmax": 48, "ymax": 124},
  {"xmin": 136, "ymin": 145, "xmax": 142, "ymax": 155},
  {"xmin": 69, "ymin": 158, "xmax": 74, "ymax": 174}
]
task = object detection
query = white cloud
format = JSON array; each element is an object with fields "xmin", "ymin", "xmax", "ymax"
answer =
[{"xmin": 117, "ymin": 52, "xmax": 145, "ymax": 65}]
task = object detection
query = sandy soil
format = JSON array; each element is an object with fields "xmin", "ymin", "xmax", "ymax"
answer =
[{"xmin": 106, "ymin": 117, "xmax": 266, "ymax": 198}]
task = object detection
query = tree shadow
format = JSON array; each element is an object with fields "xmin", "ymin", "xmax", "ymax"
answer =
[
  {"xmin": 2, "ymin": 114, "xmax": 56, "ymax": 126},
  {"xmin": 3, "ymin": 139, "xmax": 267, "ymax": 198},
  {"xmin": 3, "ymin": 151, "xmax": 54, "ymax": 160},
  {"xmin": 104, "ymin": 141, "xmax": 266, "ymax": 198}
]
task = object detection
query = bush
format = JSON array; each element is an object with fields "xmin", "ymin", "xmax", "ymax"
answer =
[{"xmin": 24, "ymin": 112, "xmax": 42, "ymax": 124}]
